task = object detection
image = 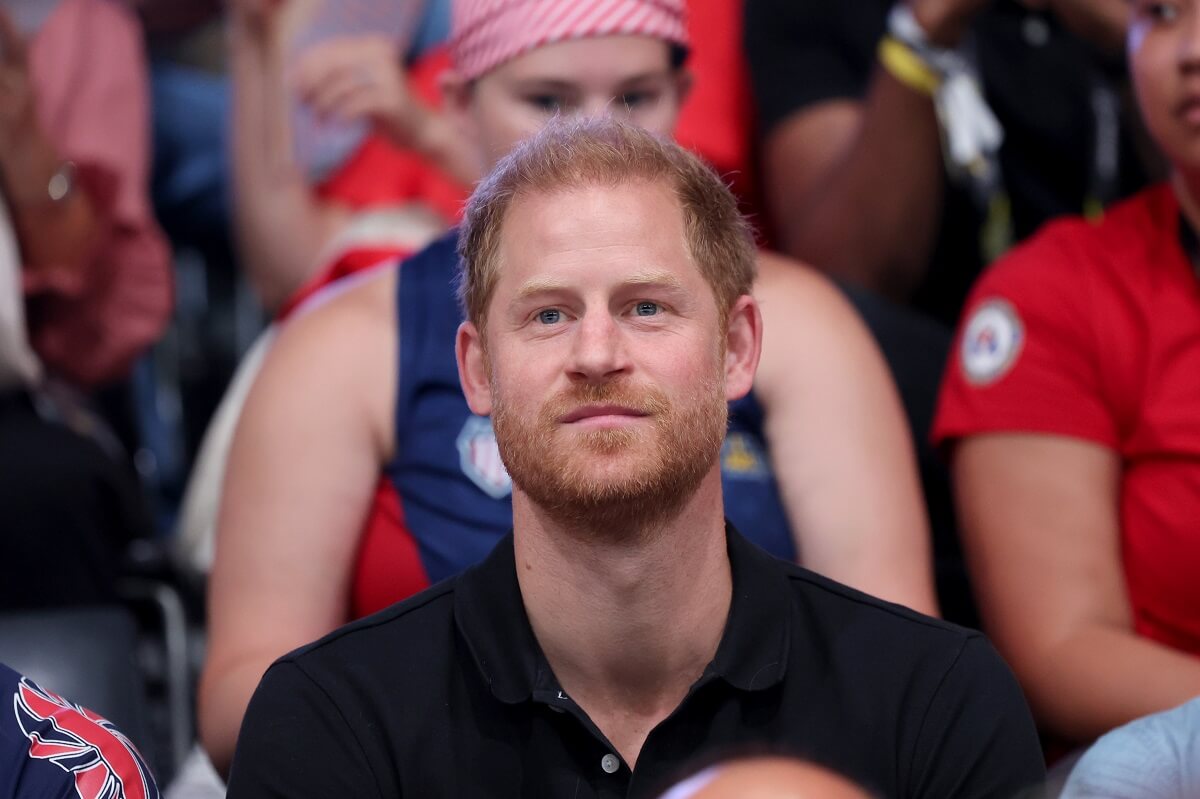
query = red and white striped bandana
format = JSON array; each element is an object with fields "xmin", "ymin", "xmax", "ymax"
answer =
[{"xmin": 451, "ymin": 0, "xmax": 689, "ymax": 81}]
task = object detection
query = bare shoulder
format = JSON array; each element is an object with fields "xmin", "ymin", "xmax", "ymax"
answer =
[
  {"xmin": 249, "ymin": 266, "xmax": 399, "ymax": 451},
  {"xmin": 753, "ymin": 249, "xmax": 874, "ymax": 343},
  {"xmin": 269, "ymin": 268, "xmax": 397, "ymax": 374}
]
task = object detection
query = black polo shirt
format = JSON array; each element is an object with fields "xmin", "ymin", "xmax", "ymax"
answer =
[{"xmin": 227, "ymin": 527, "xmax": 1044, "ymax": 798}]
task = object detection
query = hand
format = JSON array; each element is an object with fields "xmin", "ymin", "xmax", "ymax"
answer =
[
  {"xmin": 908, "ymin": 0, "xmax": 991, "ymax": 45},
  {"xmin": 292, "ymin": 34, "xmax": 433, "ymax": 147},
  {"xmin": 0, "ymin": 8, "xmax": 38, "ymax": 160}
]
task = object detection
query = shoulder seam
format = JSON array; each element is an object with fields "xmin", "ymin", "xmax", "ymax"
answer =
[
  {"xmin": 282, "ymin": 582, "xmax": 457, "ymax": 659},
  {"xmin": 783, "ymin": 572, "xmax": 974, "ymax": 635}
]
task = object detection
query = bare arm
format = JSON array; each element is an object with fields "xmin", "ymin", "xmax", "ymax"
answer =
[
  {"xmin": 753, "ymin": 0, "xmax": 984, "ymax": 299},
  {"xmin": 955, "ymin": 433, "xmax": 1200, "ymax": 743},
  {"xmin": 754, "ymin": 252, "xmax": 938, "ymax": 615},
  {"xmin": 227, "ymin": 1, "xmax": 349, "ymax": 312},
  {"xmin": 198, "ymin": 271, "xmax": 396, "ymax": 776}
]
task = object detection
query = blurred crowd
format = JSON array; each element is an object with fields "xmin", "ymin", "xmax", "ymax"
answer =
[{"xmin": 2, "ymin": 0, "xmax": 1199, "ymax": 796}]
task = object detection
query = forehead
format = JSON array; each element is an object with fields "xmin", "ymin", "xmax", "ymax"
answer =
[
  {"xmin": 494, "ymin": 181, "xmax": 697, "ymax": 289},
  {"xmin": 483, "ymin": 34, "xmax": 674, "ymax": 87}
]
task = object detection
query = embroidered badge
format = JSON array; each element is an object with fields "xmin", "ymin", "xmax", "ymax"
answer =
[
  {"xmin": 457, "ymin": 415, "xmax": 512, "ymax": 499},
  {"xmin": 960, "ymin": 298, "xmax": 1025, "ymax": 385},
  {"xmin": 720, "ymin": 432, "xmax": 769, "ymax": 479}
]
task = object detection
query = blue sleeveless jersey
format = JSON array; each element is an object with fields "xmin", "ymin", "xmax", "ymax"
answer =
[{"xmin": 385, "ymin": 233, "xmax": 795, "ymax": 585}]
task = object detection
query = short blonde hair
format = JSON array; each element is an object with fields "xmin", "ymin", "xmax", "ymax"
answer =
[{"xmin": 457, "ymin": 117, "xmax": 757, "ymax": 330}]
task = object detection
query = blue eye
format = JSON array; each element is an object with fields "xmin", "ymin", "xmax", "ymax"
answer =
[
  {"xmin": 537, "ymin": 309, "xmax": 562, "ymax": 324},
  {"xmin": 634, "ymin": 302, "xmax": 660, "ymax": 317}
]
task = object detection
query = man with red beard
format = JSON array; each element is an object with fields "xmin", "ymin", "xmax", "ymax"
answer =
[{"xmin": 225, "ymin": 118, "xmax": 1043, "ymax": 799}]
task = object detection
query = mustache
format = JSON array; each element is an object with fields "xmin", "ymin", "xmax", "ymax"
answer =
[{"xmin": 540, "ymin": 382, "xmax": 671, "ymax": 419}]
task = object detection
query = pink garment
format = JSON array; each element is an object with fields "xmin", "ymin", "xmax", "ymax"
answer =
[
  {"xmin": 21, "ymin": 0, "xmax": 171, "ymax": 388},
  {"xmin": 450, "ymin": 0, "xmax": 689, "ymax": 81}
]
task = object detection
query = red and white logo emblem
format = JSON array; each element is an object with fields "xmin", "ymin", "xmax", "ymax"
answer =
[
  {"xmin": 13, "ymin": 677, "xmax": 157, "ymax": 799},
  {"xmin": 457, "ymin": 415, "xmax": 512, "ymax": 499},
  {"xmin": 961, "ymin": 298, "xmax": 1024, "ymax": 385}
]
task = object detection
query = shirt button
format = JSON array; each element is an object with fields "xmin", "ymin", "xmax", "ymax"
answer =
[{"xmin": 601, "ymin": 754, "xmax": 620, "ymax": 774}]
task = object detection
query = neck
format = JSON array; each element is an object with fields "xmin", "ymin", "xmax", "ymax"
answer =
[{"xmin": 513, "ymin": 469, "xmax": 732, "ymax": 760}]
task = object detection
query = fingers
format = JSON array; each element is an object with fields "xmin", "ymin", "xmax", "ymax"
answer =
[
  {"xmin": 292, "ymin": 35, "xmax": 398, "ymax": 93},
  {"xmin": 298, "ymin": 66, "xmax": 377, "ymax": 122},
  {"xmin": 292, "ymin": 37, "xmax": 404, "ymax": 124}
]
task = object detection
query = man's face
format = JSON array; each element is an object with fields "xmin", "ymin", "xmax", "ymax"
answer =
[
  {"xmin": 448, "ymin": 35, "xmax": 687, "ymax": 172},
  {"xmin": 1129, "ymin": 0, "xmax": 1200, "ymax": 171},
  {"xmin": 459, "ymin": 181, "xmax": 754, "ymax": 531}
]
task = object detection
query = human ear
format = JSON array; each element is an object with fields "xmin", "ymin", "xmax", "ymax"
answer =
[
  {"xmin": 723, "ymin": 295, "xmax": 763, "ymax": 402},
  {"xmin": 456, "ymin": 320, "xmax": 494, "ymax": 415}
]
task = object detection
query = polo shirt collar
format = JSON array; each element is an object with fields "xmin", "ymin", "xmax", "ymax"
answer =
[
  {"xmin": 706, "ymin": 524, "xmax": 792, "ymax": 691},
  {"xmin": 454, "ymin": 533, "xmax": 541, "ymax": 704},
  {"xmin": 454, "ymin": 523, "xmax": 792, "ymax": 705}
]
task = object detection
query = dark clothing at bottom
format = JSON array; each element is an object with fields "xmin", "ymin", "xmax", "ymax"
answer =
[
  {"xmin": 0, "ymin": 391, "xmax": 150, "ymax": 610},
  {"xmin": 228, "ymin": 525, "xmax": 1044, "ymax": 798}
]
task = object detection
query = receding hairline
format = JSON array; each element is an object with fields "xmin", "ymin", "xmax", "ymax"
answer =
[
  {"xmin": 457, "ymin": 117, "xmax": 758, "ymax": 329},
  {"xmin": 512, "ymin": 269, "xmax": 688, "ymax": 303},
  {"xmin": 484, "ymin": 178, "xmax": 717, "ymax": 312}
]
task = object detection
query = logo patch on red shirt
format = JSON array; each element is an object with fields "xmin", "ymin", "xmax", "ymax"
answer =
[{"xmin": 961, "ymin": 299, "xmax": 1025, "ymax": 386}]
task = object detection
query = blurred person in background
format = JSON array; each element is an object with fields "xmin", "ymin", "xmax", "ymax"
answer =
[
  {"xmin": 229, "ymin": 0, "xmax": 470, "ymax": 315},
  {"xmin": 167, "ymin": 0, "xmax": 465, "ymax": 588},
  {"xmin": 744, "ymin": 0, "xmax": 1151, "ymax": 629},
  {"xmin": 0, "ymin": 0, "xmax": 170, "ymax": 609},
  {"xmin": 934, "ymin": 0, "xmax": 1200, "ymax": 754},
  {"xmin": 744, "ymin": 0, "xmax": 1144, "ymax": 329},
  {"xmin": 199, "ymin": 0, "xmax": 936, "ymax": 777}
]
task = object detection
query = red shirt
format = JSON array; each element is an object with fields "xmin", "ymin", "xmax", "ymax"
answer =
[{"xmin": 934, "ymin": 183, "xmax": 1200, "ymax": 655}]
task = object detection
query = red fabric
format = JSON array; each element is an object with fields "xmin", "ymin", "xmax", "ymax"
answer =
[
  {"xmin": 350, "ymin": 477, "xmax": 431, "ymax": 618},
  {"xmin": 675, "ymin": 0, "xmax": 758, "ymax": 218},
  {"xmin": 277, "ymin": 246, "xmax": 409, "ymax": 320},
  {"xmin": 934, "ymin": 183, "xmax": 1200, "ymax": 655}
]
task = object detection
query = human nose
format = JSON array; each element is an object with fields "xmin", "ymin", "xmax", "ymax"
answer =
[{"xmin": 567, "ymin": 309, "xmax": 628, "ymax": 382}]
